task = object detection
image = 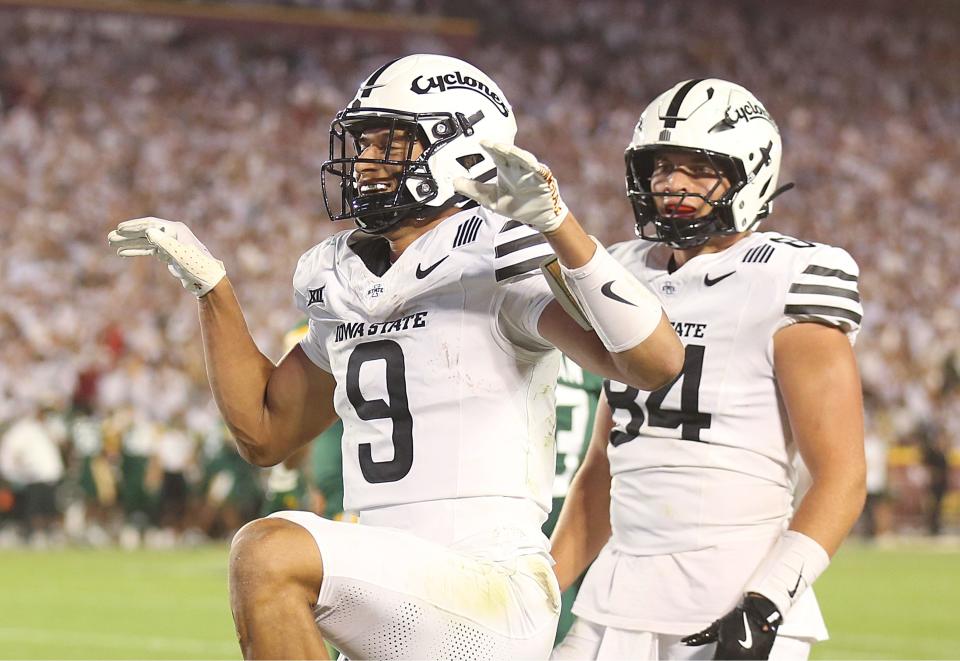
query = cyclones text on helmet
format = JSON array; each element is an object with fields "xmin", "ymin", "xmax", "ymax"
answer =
[
  {"xmin": 625, "ymin": 79, "xmax": 790, "ymax": 249},
  {"xmin": 321, "ymin": 54, "xmax": 517, "ymax": 234}
]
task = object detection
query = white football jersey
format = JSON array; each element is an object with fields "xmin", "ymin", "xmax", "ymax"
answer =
[
  {"xmin": 293, "ymin": 208, "xmax": 560, "ymax": 549},
  {"xmin": 603, "ymin": 231, "xmax": 862, "ymax": 555}
]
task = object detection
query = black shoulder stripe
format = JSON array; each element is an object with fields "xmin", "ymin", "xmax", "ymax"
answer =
[
  {"xmin": 359, "ymin": 58, "xmax": 400, "ymax": 98},
  {"xmin": 453, "ymin": 222, "xmax": 467, "ymax": 247},
  {"xmin": 494, "ymin": 232, "xmax": 548, "ymax": 258},
  {"xmin": 495, "ymin": 255, "xmax": 546, "ymax": 282},
  {"xmin": 803, "ymin": 265, "xmax": 858, "ymax": 281},
  {"xmin": 468, "ymin": 217, "xmax": 483, "ymax": 243},
  {"xmin": 784, "ymin": 304, "xmax": 862, "ymax": 324},
  {"xmin": 743, "ymin": 244, "xmax": 775, "ymax": 263},
  {"xmin": 500, "ymin": 220, "xmax": 525, "ymax": 232},
  {"xmin": 453, "ymin": 215, "xmax": 483, "ymax": 249},
  {"xmin": 664, "ymin": 79, "xmax": 705, "ymax": 128},
  {"xmin": 789, "ymin": 284, "xmax": 861, "ymax": 302}
]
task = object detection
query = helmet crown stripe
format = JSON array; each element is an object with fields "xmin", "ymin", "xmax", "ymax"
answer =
[
  {"xmin": 662, "ymin": 78, "xmax": 705, "ymax": 128},
  {"xmin": 359, "ymin": 58, "xmax": 401, "ymax": 99}
]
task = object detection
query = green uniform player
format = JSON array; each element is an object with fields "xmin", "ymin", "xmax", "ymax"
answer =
[
  {"xmin": 262, "ymin": 460, "xmax": 310, "ymax": 514},
  {"xmin": 308, "ymin": 420, "xmax": 350, "ymax": 520},
  {"xmin": 543, "ymin": 355, "xmax": 603, "ymax": 644},
  {"xmin": 119, "ymin": 413, "xmax": 156, "ymax": 529},
  {"xmin": 202, "ymin": 425, "xmax": 263, "ymax": 534},
  {"xmin": 262, "ymin": 421, "xmax": 347, "ymax": 519}
]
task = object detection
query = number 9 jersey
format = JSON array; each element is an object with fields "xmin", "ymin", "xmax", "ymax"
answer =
[
  {"xmin": 292, "ymin": 208, "xmax": 560, "ymax": 553},
  {"xmin": 603, "ymin": 232, "xmax": 862, "ymax": 555}
]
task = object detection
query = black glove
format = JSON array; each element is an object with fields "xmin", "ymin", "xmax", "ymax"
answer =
[{"xmin": 681, "ymin": 593, "xmax": 783, "ymax": 660}]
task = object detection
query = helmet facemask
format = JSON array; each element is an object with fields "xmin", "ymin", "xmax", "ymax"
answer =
[
  {"xmin": 625, "ymin": 146, "xmax": 754, "ymax": 249},
  {"xmin": 321, "ymin": 108, "xmax": 465, "ymax": 234},
  {"xmin": 321, "ymin": 55, "xmax": 517, "ymax": 234}
]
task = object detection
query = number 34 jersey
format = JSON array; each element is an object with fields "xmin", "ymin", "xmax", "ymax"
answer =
[
  {"xmin": 604, "ymin": 232, "xmax": 863, "ymax": 555},
  {"xmin": 291, "ymin": 208, "xmax": 560, "ymax": 549}
]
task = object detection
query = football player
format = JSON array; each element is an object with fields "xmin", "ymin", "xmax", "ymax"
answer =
[
  {"xmin": 549, "ymin": 79, "xmax": 867, "ymax": 661},
  {"xmin": 108, "ymin": 54, "xmax": 683, "ymax": 659}
]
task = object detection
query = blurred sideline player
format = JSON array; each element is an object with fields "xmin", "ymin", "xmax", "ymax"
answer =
[
  {"xmin": 545, "ymin": 355, "xmax": 602, "ymax": 645},
  {"xmin": 109, "ymin": 54, "xmax": 683, "ymax": 659},
  {"xmin": 200, "ymin": 424, "xmax": 263, "ymax": 537},
  {"xmin": 550, "ymin": 79, "xmax": 866, "ymax": 660}
]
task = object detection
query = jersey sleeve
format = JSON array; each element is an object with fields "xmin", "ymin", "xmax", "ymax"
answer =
[
  {"xmin": 491, "ymin": 220, "xmax": 556, "ymax": 352},
  {"xmin": 297, "ymin": 319, "xmax": 332, "ymax": 372},
  {"xmin": 779, "ymin": 244, "xmax": 863, "ymax": 344},
  {"xmin": 492, "ymin": 220, "xmax": 553, "ymax": 283},
  {"xmin": 292, "ymin": 241, "xmax": 334, "ymax": 372},
  {"xmin": 496, "ymin": 274, "xmax": 556, "ymax": 353}
]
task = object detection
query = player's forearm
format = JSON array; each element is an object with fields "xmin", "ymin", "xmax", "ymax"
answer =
[
  {"xmin": 198, "ymin": 278, "xmax": 287, "ymax": 465},
  {"xmin": 789, "ymin": 467, "xmax": 866, "ymax": 556},
  {"xmin": 610, "ymin": 314, "xmax": 685, "ymax": 391},
  {"xmin": 743, "ymin": 466, "xmax": 864, "ymax": 620},
  {"xmin": 550, "ymin": 463, "xmax": 612, "ymax": 591},
  {"xmin": 546, "ymin": 215, "xmax": 684, "ymax": 390},
  {"xmin": 543, "ymin": 213, "xmax": 598, "ymax": 270}
]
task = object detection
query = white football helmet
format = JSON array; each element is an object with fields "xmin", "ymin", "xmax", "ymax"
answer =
[
  {"xmin": 321, "ymin": 54, "xmax": 517, "ymax": 233},
  {"xmin": 625, "ymin": 79, "xmax": 787, "ymax": 248}
]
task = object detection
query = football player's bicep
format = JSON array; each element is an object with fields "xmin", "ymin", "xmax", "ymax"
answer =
[
  {"xmin": 773, "ymin": 322, "xmax": 865, "ymax": 488},
  {"xmin": 265, "ymin": 344, "xmax": 339, "ymax": 457}
]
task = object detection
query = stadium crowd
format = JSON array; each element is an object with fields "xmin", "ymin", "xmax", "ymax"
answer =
[{"xmin": 0, "ymin": 0, "xmax": 957, "ymax": 546}]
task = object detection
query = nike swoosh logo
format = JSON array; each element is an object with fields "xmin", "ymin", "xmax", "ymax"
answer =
[
  {"xmin": 739, "ymin": 612, "xmax": 753, "ymax": 648},
  {"xmin": 415, "ymin": 255, "xmax": 449, "ymax": 279},
  {"xmin": 787, "ymin": 566, "xmax": 804, "ymax": 598},
  {"xmin": 703, "ymin": 271, "xmax": 736, "ymax": 287},
  {"xmin": 600, "ymin": 281, "xmax": 638, "ymax": 307}
]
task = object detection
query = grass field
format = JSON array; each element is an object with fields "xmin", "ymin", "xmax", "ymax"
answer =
[{"xmin": 0, "ymin": 541, "xmax": 958, "ymax": 659}]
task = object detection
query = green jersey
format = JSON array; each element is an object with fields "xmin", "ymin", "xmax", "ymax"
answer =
[
  {"xmin": 544, "ymin": 356, "xmax": 603, "ymax": 644},
  {"xmin": 309, "ymin": 420, "xmax": 347, "ymax": 519},
  {"xmin": 544, "ymin": 356, "xmax": 603, "ymax": 533}
]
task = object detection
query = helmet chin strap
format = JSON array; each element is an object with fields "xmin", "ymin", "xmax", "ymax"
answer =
[
  {"xmin": 756, "ymin": 182, "xmax": 794, "ymax": 221},
  {"xmin": 360, "ymin": 195, "xmax": 461, "ymax": 235},
  {"xmin": 767, "ymin": 182, "xmax": 795, "ymax": 203}
]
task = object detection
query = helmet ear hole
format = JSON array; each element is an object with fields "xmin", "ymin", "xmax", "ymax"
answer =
[
  {"xmin": 416, "ymin": 180, "xmax": 437, "ymax": 196},
  {"xmin": 456, "ymin": 153, "xmax": 484, "ymax": 170},
  {"xmin": 431, "ymin": 119, "xmax": 456, "ymax": 140}
]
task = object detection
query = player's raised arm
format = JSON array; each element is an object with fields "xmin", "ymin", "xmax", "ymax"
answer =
[
  {"xmin": 108, "ymin": 218, "xmax": 337, "ymax": 466},
  {"xmin": 454, "ymin": 141, "xmax": 684, "ymax": 390}
]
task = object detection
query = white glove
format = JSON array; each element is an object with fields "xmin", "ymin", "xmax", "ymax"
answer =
[
  {"xmin": 453, "ymin": 139, "xmax": 569, "ymax": 233},
  {"xmin": 107, "ymin": 217, "xmax": 226, "ymax": 298}
]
